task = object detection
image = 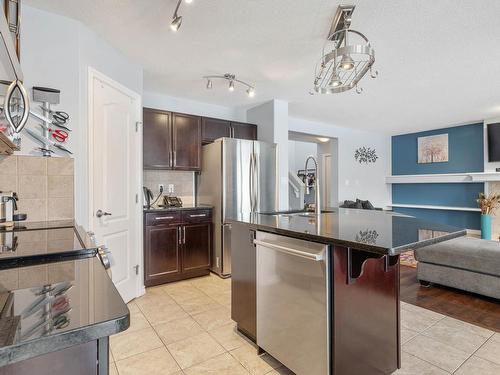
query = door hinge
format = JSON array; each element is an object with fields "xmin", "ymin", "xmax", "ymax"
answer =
[
  {"xmin": 134, "ymin": 264, "xmax": 139, "ymax": 275},
  {"xmin": 135, "ymin": 121, "xmax": 142, "ymax": 132}
]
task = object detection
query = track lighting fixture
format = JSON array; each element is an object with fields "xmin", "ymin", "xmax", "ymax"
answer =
[
  {"xmin": 170, "ymin": 0, "xmax": 191, "ymax": 32},
  {"xmin": 203, "ymin": 73, "xmax": 256, "ymax": 98}
]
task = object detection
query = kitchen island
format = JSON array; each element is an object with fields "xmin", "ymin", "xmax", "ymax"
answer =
[
  {"xmin": 230, "ymin": 208, "xmax": 466, "ymax": 375},
  {"xmin": 0, "ymin": 221, "xmax": 129, "ymax": 374}
]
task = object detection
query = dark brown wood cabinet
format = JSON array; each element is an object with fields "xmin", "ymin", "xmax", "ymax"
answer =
[
  {"xmin": 202, "ymin": 117, "xmax": 231, "ymax": 144},
  {"xmin": 143, "ymin": 108, "xmax": 201, "ymax": 171},
  {"xmin": 182, "ymin": 223, "xmax": 211, "ymax": 272},
  {"xmin": 144, "ymin": 209, "xmax": 212, "ymax": 286},
  {"xmin": 143, "ymin": 108, "xmax": 172, "ymax": 169},
  {"xmin": 231, "ymin": 122, "xmax": 258, "ymax": 141},
  {"xmin": 230, "ymin": 222, "xmax": 257, "ymax": 341},
  {"xmin": 172, "ymin": 113, "xmax": 202, "ymax": 170},
  {"xmin": 201, "ymin": 118, "xmax": 258, "ymax": 144}
]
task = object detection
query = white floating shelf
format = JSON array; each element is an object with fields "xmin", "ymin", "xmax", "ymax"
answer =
[
  {"xmin": 386, "ymin": 172, "xmax": 500, "ymax": 184},
  {"xmin": 389, "ymin": 204, "xmax": 481, "ymax": 212}
]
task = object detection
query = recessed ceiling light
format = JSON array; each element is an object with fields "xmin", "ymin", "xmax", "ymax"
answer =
[
  {"xmin": 317, "ymin": 137, "xmax": 330, "ymax": 143},
  {"xmin": 185, "ymin": 0, "xmax": 193, "ymax": 3}
]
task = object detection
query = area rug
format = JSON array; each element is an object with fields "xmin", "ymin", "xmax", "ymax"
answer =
[{"xmin": 400, "ymin": 250, "xmax": 417, "ymax": 268}]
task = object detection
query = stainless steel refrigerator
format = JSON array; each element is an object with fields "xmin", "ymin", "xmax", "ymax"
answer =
[{"xmin": 197, "ymin": 137, "xmax": 278, "ymax": 277}]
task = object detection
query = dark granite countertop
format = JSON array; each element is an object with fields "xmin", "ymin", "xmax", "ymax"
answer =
[
  {"xmin": 143, "ymin": 204, "xmax": 213, "ymax": 213},
  {"xmin": 0, "ymin": 222, "xmax": 98, "ymax": 270},
  {"xmin": 0, "ymin": 256, "xmax": 129, "ymax": 366},
  {"xmin": 229, "ymin": 208, "xmax": 466, "ymax": 255},
  {"xmin": 0, "ymin": 222, "xmax": 129, "ymax": 366}
]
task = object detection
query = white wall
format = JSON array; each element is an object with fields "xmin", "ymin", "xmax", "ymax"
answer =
[
  {"xmin": 289, "ymin": 117, "xmax": 391, "ymax": 208},
  {"xmin": 247, "ymin": 100, "xmax": 289, "ymax": 210},
  {"xmin": 143, "ymin": 91, "xmax": 246, "ymax": 122},
  {"xmin": 288, "ymin": 140, "xmax": 317, "ymax": 174},
  {"xmin": 20, "ymin": 5, "xmax": 143, "ymax": 228}
]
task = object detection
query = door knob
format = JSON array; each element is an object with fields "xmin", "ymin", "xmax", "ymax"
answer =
[{"xmin": 96, "ymin": 209, "xmax": 112, "ymax": 218}]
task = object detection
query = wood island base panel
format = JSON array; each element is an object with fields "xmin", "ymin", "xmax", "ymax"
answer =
[{"xmin": 229, "ymin": 208, "xmax": 465, "ymax": 375}]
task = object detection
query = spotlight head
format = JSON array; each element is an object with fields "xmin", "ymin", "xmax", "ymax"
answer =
[
  {"xmin": 170, "ymin": 15, "xmax": 182, "ymax": 32},
  {"xmin": 228, "ymin": 80, "xmax": 235, "ymax": 92},
  {"xmin": 247, "ymin": 87, "xmax": 255, "ymax": 97}
]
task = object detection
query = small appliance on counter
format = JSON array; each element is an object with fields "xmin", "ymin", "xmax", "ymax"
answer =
[
  {"xmin": 143, "ymin": 186, "xmax": 154, "ymax": 208},
  {"xmin": 163, "ymin": 195, "xmax": 182, "ymax": 208}
]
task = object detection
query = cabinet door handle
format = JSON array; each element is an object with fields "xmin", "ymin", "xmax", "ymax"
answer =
[
  {"xmin": 183, "ymin": 226, "xmax": 186, "ymax": 244},
  {"xmin": 155, "ymin": 216, "xmax": 174, "ymax": 220},
  {"xmin": 173, "ymin": 150, "xmax": 177, "ymax": 167},
  {"xmin": 178, "ymin": 226, "xmax": 182, "ymax": 245},
  {"xmin": 189, "ymin": 214, "xmax": 206, "ymax": 218}
]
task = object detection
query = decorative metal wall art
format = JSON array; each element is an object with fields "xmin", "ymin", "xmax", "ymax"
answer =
[
  {"xmin": 355, "ymin": 229, "xmax": 379, "ymax": 245},
  {"xmin": 354, "ymin": 146, "xmax": 378, "ymax": 164}
]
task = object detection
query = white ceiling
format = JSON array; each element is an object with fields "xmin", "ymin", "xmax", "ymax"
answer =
[{"xmin": 26, "ymin": 0, "xmax": 500, "ymax": 134}]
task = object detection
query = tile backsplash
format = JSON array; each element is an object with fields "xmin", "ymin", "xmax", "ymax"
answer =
[
  {"xmin": 0, "ymin": 155, "xmax": 74, "ymax": 222},
  {"xmin": 143, "ymin": 170, "xmax": 195, "ymax": 205}
]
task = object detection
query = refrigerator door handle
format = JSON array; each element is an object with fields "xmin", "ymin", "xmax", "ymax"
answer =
[
  {"xmin": 254, "ymin": 152, "xmax": 260, "ymax": 213},
  {"xmin": 249, "ymin": 153, "xmax": 254, "ymax": 212}
]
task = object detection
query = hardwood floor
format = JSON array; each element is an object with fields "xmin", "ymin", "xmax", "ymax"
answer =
[{"xmin": 400, "ymin": 265, "xmax": 500, "ymax": 332}]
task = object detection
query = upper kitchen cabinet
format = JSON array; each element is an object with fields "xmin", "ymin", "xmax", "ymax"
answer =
[
  {"xmin": 143, "ymin": 108, "xmax": 201, "ymax": 171},
  {"xmin": 202, "ymin": 118, "xmax": 258, "ymax": 144},
  {"xmin": 231, "ymin": 122, "xmax": 257, "ymax": 141},
  {"xmin": 172, "ymin": 112, "xmax": 202, "ymax": 171},
  {"xmin": 202, "ymin": 117, "xmax": 231, "ymax": 144},
  {"xmin": 143, "ymin": 108, "xmax": 172, "ymax": 169}
]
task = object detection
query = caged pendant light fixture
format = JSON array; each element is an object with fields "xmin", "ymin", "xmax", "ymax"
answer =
[{"xmin": 313, "ymin": 5, "xmax": 378, "ymax": 95}]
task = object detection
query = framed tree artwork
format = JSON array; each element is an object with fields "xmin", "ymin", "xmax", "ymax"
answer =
[{"xmin": 418, "ymin": 134, "xmax": 449, "ymax": 163}]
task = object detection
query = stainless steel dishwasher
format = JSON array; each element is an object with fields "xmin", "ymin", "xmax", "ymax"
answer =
[{"xmin": 255, "ymin": 231, "xmax": 330, "ymax": 375}]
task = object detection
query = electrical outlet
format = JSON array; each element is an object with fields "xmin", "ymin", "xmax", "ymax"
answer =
[
  {"xmin": 168, "ymin": 184, "xmax": 174, "ymax": 194},
  {"xmin": 158, "ymin": 184, "xmax": 164, "ymax": 193}
]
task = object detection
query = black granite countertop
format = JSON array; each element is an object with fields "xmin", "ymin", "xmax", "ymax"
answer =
[
  {"xmin": 0, "ymin": 222, "xmax": 129, "ymax": 366},
  {"xmin": 229, "ymin": 208, "xmax": 466, "ymax": 255},
  {"xmin": 0, "ymin": 256, "xmax": 129, "ymax": 366},
  {"xmin": 143, "ymin": 204, "xmax": 213, "ymax": 213},
  {"xmin": 0, "ymin": 222, "xmax": 98, "ymax": 270}
]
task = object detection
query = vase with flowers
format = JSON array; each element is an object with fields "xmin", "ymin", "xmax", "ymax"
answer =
[{"xmin": 477, "ymin": 192, "xmax": 500, "ymax": 240}]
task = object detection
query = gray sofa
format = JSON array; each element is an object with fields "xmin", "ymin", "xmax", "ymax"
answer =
[{"xmin": 414, "ymin": 236, "xmax": 500, "ymax": 300}]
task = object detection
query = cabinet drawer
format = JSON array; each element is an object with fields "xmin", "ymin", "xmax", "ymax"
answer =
[
  {"xmin": 145, "ymin": 212, "xmax": 181, "ymax": 226},
  {"xmin": 182, "ymin": 210, "xmax": 212, "ymax": 223}
]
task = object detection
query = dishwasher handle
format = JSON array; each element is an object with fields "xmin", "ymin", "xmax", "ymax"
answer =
[{"xmin": 254, "ymin": 239, "xmax": 325, "ymax": 261}]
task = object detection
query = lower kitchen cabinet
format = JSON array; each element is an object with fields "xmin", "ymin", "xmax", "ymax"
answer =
[
  {"xmin": 144, "ymin": 209, "xmax": 212, "ymax": 286},
  {"xmin": 145, "ymin": 225, "xmax": 181, "ymax": 283},
  {"xmin": 230, "ymin": 221, "xmax": 257, "ymax": 341},
  {"xmin": 182, "ymin": 223, "xmax": 211, "ymax": 272}
]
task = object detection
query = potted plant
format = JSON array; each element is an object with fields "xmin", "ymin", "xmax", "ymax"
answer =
[{"xmin": 477, "ymin": 192, "xmax": 500, "ymax": 240}]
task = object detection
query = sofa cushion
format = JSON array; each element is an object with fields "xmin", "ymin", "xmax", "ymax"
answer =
[{"xmin": 415, "ymin": 236, "xmax": 500, "ymax": 277}]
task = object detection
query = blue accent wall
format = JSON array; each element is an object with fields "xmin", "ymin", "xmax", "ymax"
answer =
[
  {"xmin": 391, "ymin": 123, "xmax": 484, "ymax": 230},
  {"xmin": 392, "ymin": 123, "xmax": 484, "ymax": 175},
  {"xmin": 394, "ymin": 208, "xmax": 480, "ymax": 230},
  {"xmin": 392, "ymin": 183, "xmax": 483, "ymax": 208}
]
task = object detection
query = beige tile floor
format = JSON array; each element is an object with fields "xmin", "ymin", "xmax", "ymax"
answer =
[{"xmin": 109, "ymin": 273, "xmax": 500, "ymax": 375}]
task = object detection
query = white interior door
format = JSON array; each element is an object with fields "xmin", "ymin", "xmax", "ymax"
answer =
[{"xmin": 89, "ymin": 68, "xmax": 142, "ymax": 303}]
